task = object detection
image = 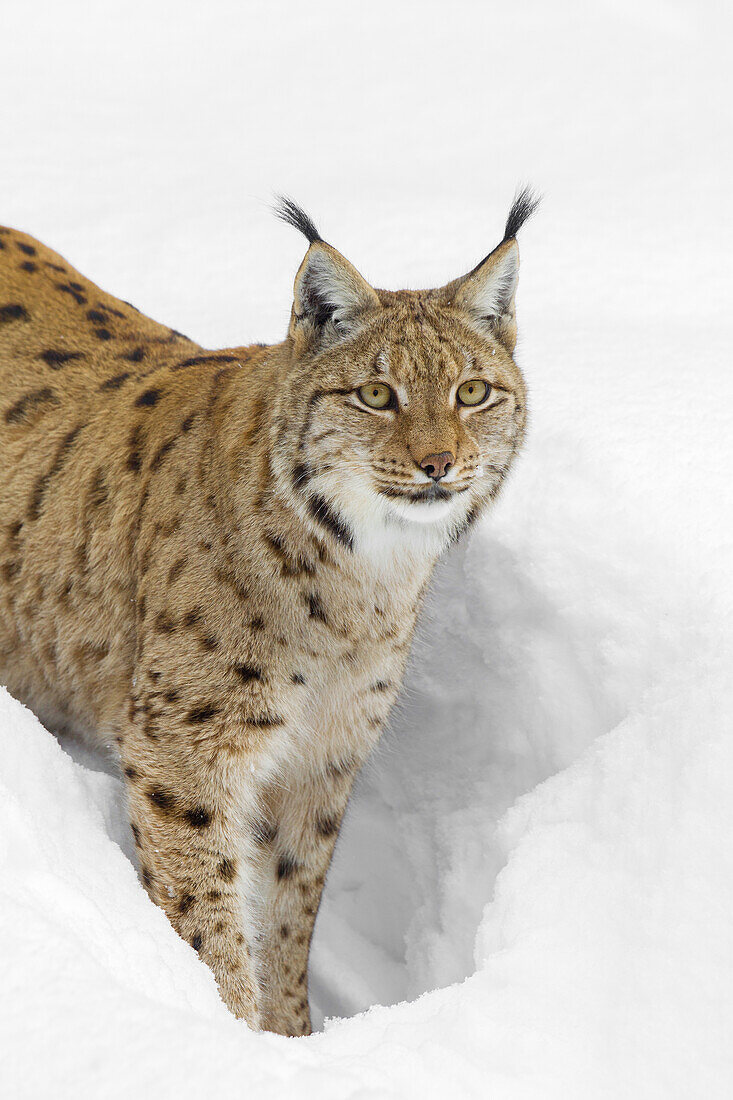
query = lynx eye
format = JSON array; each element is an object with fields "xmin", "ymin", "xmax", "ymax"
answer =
[
  {"xmin": 456, "ymin": 379, "xmax": 489, "ymax": 407},
  {"xmin": 358, "ymin": 383, "xmax": 394, "ymax": 410}
]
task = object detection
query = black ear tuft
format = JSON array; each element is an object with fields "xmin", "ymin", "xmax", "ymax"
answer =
[
  {"xmin": 502, "ymin": 185, "xmax": 541, "ymax": 243},
  {"xmin": 274, "ymin": 196, "xmax": 322, "ymax": 245}
]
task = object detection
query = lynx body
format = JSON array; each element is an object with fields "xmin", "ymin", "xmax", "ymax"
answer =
[{"xmin": 0, "ymin": 194, "xmax": 535, "ymax": 1034}]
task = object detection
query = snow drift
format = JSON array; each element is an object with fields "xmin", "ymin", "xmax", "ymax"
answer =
[{"xmin": 1, "ymin": 1, "xmax": 732, "ymax": 1097}]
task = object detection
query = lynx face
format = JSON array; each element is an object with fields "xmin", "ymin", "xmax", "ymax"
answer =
[{"xmin": 272, "ymin": 195, "xmax": 534, "ymax": 556}]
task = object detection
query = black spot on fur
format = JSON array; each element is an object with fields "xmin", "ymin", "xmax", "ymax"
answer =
[
  {"xmin": 40, "ymin": 349, "xmax": 84, "ymax": 369},
  {"xmin": 123, "ymin": 346, "xmax": 146, "ymax": 363},
  {"xmin": 315, "ymin": 812, "xmax": 339, "ymax": 838},
  {"xmin": 130, "ymin": 823, "xmax": 141, "ymax": 847},
  {"xmin": 190, "ymin": 932, "xmax": 203, "ymax": 953},
  {"xmin": 86, "ymin": 309, "xmax": 107, "ymax": 323},
  {"xmin": 16, "ymin": 242, "xmax": 36, "ymax": 256},
  {"xmin": 4, "ymin": 387, "xmax": 58, "ymax": 425},
  {"xmin": 371, "ymin": 680, "xmax": 391, "ymax": 692},
  {"xmin": 0, "ymin": 303, "xmax": 30, "ymax": 324},
  {"xmin": 127, "ymin": 425, "xmax": 144, "ymax": 472},
  {"xmin": 181, "ymin": 413, "xmax": 196, "ymax": 432},
  {"xmin": 123, "ymin": 765, "xmax": 138, "ymax": 780},
  {"xmin": 150, "ymin": 437, "xmax": 177, "ymax": 470},
  {"xmin": 182, "ymin": 608, "xmax": 203, "ymax": 628},
  {"xmin": 1, "ymin": 560, "xmax": 21, "ymax": 582},
  {"xmin": 249, "ymin": 616, "xmax": 265, "ymax": 631},
  {"xmin": 94, "ymin": 327, "xmax": 113, "ymax": 341},
  {"xmin": 55, "ymin": 282, "xmax": 86, "ymax": 305},
  {"xmin": 173, "ymin": 354, "xmax": 238, "ymax": 370},
  {"xmin": 308, "ymin": 592, "xmax": 328, "ymax": 623},
  {"xmin": 306, "ymin": 494, "xmax": 354, "ymax": 551},
  {"xmin": 141, "ymin": 866, "xmax": 154, "ymax": 890},
  {"xmin": 264, "ymin": 531, "xmax": 315, "ymax": 577},
  {"xmin": 291, "ymin": 462, "xmax": 311, "ymax": 491},
  {"xmin": 155, "ymin": 611, "xmax": 175, "ymax": 634},
  {"xmin": 213, "ymin": 566, "xmax": 249, "ymax": 601},
  {"xmin": 218, "ymin": 858, "xmax": 236, "ymax": 883},
  {"xmin": 167, "ymin": 557, "xmax": 186, "ymax": 585},
  {"xmin": 186, "ymin": 704, "xmax": 219, "ymax": 724},
  {"xmin": 135, "ymin": 388, "xmax": 162, "ymax": 408},
  {"xmin": 100, "ymin": 372, "xmax": 131, "ymax": 391},
  {"xmin": 185, "ymin": 807, "xmax": 212, "ymax": 828},
  {"xmin": 292, "ymin": 672, "xmax": 306, "ymax": 685},
  {"xmin": 147, "ymin": 786, "xmax": 175, "ymax": 812},
  {"xmin": 87, "ymin": 469, "xmax": 108, "ymax": 508},
  {"xmin": 178, "ymin": 893, "xmax": 195, "ymax": 915},
  {"xmin": 20, "ymin": 261, "xmax": 37, "ymax": 273},
  {"xmin": 27, "ymin": 426, "xmax": 81, "ymax": 520},
  {"xmin": 233, "ymin": 663, "xmax": 262, "ymax": 684},
  {"xmin": 277, "ymin": 854, "xmax": 299, "ymax": 880},
  {"xmin": 246, "ymin": 713, "xmax": 285, "ymax": 728}
]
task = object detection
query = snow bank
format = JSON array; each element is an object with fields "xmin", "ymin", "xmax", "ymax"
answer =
[{"xmin": 1, "ymin": 0, "xmax": 732, "ymax": 1096}]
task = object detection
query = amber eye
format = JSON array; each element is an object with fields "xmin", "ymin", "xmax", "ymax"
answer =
[
  {"xmin": 456, "ymin": 379, "xmax": 489, "ymax": 407},
  {"xmin": 358, "ymin": 383, "xmax": 394, "ymax": 410}
]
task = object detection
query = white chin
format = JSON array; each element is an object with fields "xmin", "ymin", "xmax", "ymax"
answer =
[{"xmin": 387, "ymin": 498, "xmax": 455, "ymax": 524}]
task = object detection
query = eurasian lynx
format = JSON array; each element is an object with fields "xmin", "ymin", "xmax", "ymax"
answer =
[{"xmin": 0, "ymin": 191, "xmax": 536, "ymax": 1034}]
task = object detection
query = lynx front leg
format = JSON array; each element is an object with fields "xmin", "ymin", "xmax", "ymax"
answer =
[
  {"xmin": 122, "ymin": 738, "xmax": 263, "ymax": 1028},
  {"xmin": 256, "ymin": 762, "xmax": 355, "ymax": 1036}
]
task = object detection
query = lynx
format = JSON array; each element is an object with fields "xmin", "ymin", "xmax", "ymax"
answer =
[{"xmin": 0, "ymin": 191, "xmax": 536, "ymax": 1035}]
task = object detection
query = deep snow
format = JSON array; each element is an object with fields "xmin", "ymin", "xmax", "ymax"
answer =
[{"xmin": 1, "ymin": 1, "xmax": 732, "ymax": 1097}]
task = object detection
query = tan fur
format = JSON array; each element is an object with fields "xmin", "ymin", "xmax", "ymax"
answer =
[{"xmin": 0, "ymin": 213, "xmax": 528, "ymax": 1035}]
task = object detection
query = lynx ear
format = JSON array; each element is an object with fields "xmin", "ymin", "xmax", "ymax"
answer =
[
  {"xmin": 275, "ymin": 197, "xmax": 380, "ymax": 348},
  {"xmin": 292, "ymin": 241, "xmax": 380, "ymax": 343},
  {"xmin": 445, "ymin": 186, "xmax": 539, "ymax": 352},
  {"xmin": 452, "ymin": 239, "xmax": 519, "ymax": 335}
]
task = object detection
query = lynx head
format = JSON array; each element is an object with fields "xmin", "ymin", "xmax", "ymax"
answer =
[{"xmin": 273, "ymin": 190, "xmax": 538, "ymax": 558}]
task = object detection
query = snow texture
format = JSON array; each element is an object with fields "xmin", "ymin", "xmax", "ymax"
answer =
[{"xmin": 1, "ymin": 1, "xmax": 732, "ymax": 1097}]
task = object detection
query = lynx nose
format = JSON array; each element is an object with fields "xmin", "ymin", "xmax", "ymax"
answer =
[{"xmin": 419, "ymin": 451, "xmax": 454, "ymax": 481}]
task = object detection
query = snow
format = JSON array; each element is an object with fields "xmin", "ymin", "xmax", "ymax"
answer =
[{"xmin": 1, "ymin": 1, "xmax": 732, "ymax": 1097}]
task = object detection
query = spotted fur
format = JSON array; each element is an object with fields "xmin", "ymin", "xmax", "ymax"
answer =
[{"xmin": 0, "ymin": 198, "xmax": 534, "ymax": 1035}]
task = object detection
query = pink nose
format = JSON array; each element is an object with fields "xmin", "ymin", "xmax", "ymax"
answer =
[{"xmin": 419, "ymin": 451, "xmax": 454, "ymax": 481}]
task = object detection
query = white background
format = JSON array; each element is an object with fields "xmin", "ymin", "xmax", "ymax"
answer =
[{"xmin": 1, "ymin": 2, "xmax": 731, "ymax": 1097}]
